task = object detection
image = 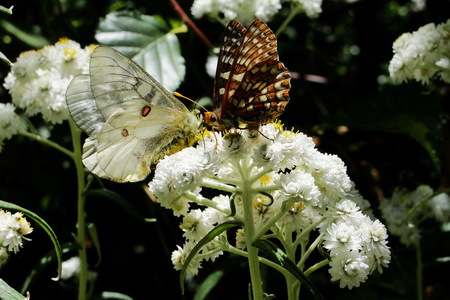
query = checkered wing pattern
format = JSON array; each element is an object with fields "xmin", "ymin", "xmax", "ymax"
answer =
[{"xmin": 207, "ymin": 19, "xmax": 291, "ymax": 130}]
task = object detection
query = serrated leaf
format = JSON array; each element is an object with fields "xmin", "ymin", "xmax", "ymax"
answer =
[
  {"xmin": 95, "ymin": 11, "xmax": 186, "ymax": 92},
  {"xmin": 0, "ymin": 200, "xmax": 62, "ymax": 281},
  {"xmin": 253, "ymin": 239, "xmax": 325, "ymax": 300},
  {"xmin": 0, "ymin": 279, "xmax": 28, "ymax": 300},
  {"xmin": 180, "ymin": 220, "xmax": 242, "ymax": 294}
]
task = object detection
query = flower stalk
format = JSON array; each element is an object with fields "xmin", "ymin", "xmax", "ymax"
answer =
[{"xmin": 69, "ymin": 119, "xmax": 89, "ymax": 300}]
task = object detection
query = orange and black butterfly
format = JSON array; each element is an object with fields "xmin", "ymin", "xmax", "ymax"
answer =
[{"xmin": 205, "ymin": 19, "xmax": 291, "ymax": 130}]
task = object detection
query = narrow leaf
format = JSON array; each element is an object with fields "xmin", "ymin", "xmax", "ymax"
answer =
[
  {"xmin": 0, "ymin": 19, "xmax": 49, "ymax": 48},
  {"xmin": 0, "ymin": 200, "xmax": 62, "ymax": 281},
  {"xmin": 253, "ymin": 239, "xmax": 325, "ymax": 300},
  {"xmin": 0, "ymin": 278, "xmax": 28, "ymax": 300},
  {"xmin": 180, "ymin": 220, "xmax": 242, "ymax": 294},
  {"xmin": 21, "ymin": 243, "xmax": 78, "ymax": 293},
  {"xmin": 193, "ymin": 270, "xmax": 225, "ymax": 300},
  {"xmin": 0, "ymin": 51, "xmax": 12, "ymax": 66},
  {"xmin": 87, "ymin": 223, "xmax": 102, "ymax": 267}
]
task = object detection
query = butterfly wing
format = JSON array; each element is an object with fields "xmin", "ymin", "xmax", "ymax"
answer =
[
  {"xmin": 226, "ymin": 60, "xmax": 290, "ymax": 127},
  {"xmin": 67, "ymin": 46, "xmax": 201, "ymax": 182},
  {"xmin": 212, "ymin": 20, "xmax": 246, "ymax": 115},
  {"xmin": 210, "ymin": 19, "xmax": 290, "ymax": 129}
]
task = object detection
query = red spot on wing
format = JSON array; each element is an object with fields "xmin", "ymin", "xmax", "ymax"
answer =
[
  {"xmin": 122, "ymin": 129, "xmax": 129, "ymax": 137},
  {"xmin": 141, "ymin": 105, "xmax": 151, "ymax": 117}
]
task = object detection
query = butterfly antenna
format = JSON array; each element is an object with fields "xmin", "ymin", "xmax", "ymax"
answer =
[{"xmin": 174, "ymin": 92, "xmax": 210, "ymax": 112}]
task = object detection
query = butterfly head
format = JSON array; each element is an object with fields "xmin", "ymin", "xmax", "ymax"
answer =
[{"xmin": 204, "ymin": 111, "xmax": 219, "ymax": 128}]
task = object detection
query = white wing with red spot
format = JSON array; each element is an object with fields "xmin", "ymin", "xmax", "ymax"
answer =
[{"xmin": 67, "ymin": 46, "xmax": 201, "ymax": 182}]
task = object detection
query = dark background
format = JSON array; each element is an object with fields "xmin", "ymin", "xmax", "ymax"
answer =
[{"xmin": 0, "ymin": 0, "xmax": 449, "ymax": 299}]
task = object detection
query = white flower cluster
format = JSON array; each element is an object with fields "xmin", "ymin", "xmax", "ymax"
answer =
[
  {"xmin": 3, "ymin": 38, "xmax": 93, "ymax": 124},
  {"xmin": 149, "ymin": 123, "xmax": 390, "ymax": 289},
  {"xmin": 389, "ymin": 19, "xmax": 450, "ymax": 84},
  {"xmin": 379, "ymin": 185, "xmax": 450, "ymax": 246},
  {"xmin": 0, "ymin": 103, "xmax": 21, "ymax": 152},
  {"xmin": 191, "ymin": 0, "xmax": 322, "ymax": 25},
  {"xmin": 0, "ymin": 209, "xmax": 33, "ymax": 265}
]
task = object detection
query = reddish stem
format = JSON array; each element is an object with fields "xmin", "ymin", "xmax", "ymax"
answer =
[{"xmin": 168, "ymin": 0, "xmax": 213, "ymax": 48}]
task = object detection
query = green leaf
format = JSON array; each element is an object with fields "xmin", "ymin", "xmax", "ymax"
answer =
[
  {"xmin": 21, "ymin": 243, "xmax": 78, "ymax": 294},
  {"xmin": 180, "ymin": 220, "xmax": 243, "ymax": 294},
  {"xmin": 0, "ymin": 51, "xmax": 12, "ymax": 66},
  {"xmin": 0, "ymin": 278, "xmax": 28, "ymax": 300},
  {"xmin": 95, "ymin": 11, "xmax": 186, "ymax": 92},
  {"xmin": 253, "ymin": 239, "xmax": 325, "ymax": 300},
  {"xmin": 0, "ymin": 5, "xmax": 13, "ymax": 15},
  {"xmin": 0, "ymin": 19, "xmax": 49, "ymax": 48},
  {"xmin": 193, "ymin": 270, "xmax": 225, "ymax": 300},
  {"xmin": 0, "ymin": 200, "xmax": 62, "ymax": 281},
  {"xmin": 87, "ymin": 223, "xmax": 102, "ymax": 267}
]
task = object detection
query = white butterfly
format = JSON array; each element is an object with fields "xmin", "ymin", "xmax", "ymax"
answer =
[{"xmin": 66, "ymin": 46, "xmax": 202, "ymax": 183}]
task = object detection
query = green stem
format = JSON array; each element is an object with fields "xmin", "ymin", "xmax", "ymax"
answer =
[
  {"xmin": 228, "ymin": 245, "xmax": 289, "ymax": 275},
  {"xmin": 416, "ymin": 243, "xmax": 423, "ymax": 300},
  {"xmin": 304, "ymin": 259, "xmax": 329, "ymax": 276},
  {"xmin": 18, "ymin": 130, "xmax": 74, "ymax": 158},
  {"xmin": 286, "ymin": 272, "xmax": 300, "ymax": 300},
  {"xmin": 282, "ymin": 228, "xmax": 300, "ymax": 300},
  {"xmin": 254, "ymin": 198, "xmax": 296, "ymax": 241},
  {"xmin": 276, "ymin": 4, "xmax": 302, "ymax": 36},
  {"xmin": 237, "ymin": 159, "xmax": 264, "ymax": 300},
  {"xmin": 69, "ymin": 119, "xmax": 88, "ymax": 300}
]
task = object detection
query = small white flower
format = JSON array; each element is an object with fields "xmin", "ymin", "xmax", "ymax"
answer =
[
  {"xmin": 217, "ymin": 131, "xmax": 251, "ymax": 160},
  {"xmin": 191, "ymin": 0, "xmax": 282, "ymax": 24},
  {"xmin": 278, "ymin": 169, "xmax": 320, "ymax": 205},
  {"xmin": 191, "ymin": 0, "xmax": 320, "ymax": 23},
  {"xmin": 171, "ymin": 242, "xmax": 202, "ymax": 275},
  {"xmin": 0, "ymin": 210, "xmax": 33, "ymax": 253},
  {"xmin": 427, "ymin": 192, "xmax": 450, "ymax": 222},
  {"xmin": 389, "ymin": 19, "xmax": 450, "ymax": 84},
  {"xmin": 3, "ymin": 38, "xmax": 92, "ymax": 124},
  {"xmin": 292, "ymin": 0, "xmax": 323, "ymax": 18},
  {"xmin": 253, "ymin": 128, "xmax": 316, "ymax": 171},
  {"xmin": 149, "ymin": 147, "xmax": 214, "ymax": 216},
  {"xmin": 379, "ymin": 185, "xmax": 443, "ymax": 246},
  {"xmin": 279, "ymin": 201, "xmax": 322, "ymax": 230},
  {"xmin": 235, "ymin": 228, "xmax": 246, "ymax": 249},
  {"xmin": 323, "ymin": 221, "xmax": 362, "ymax": 256},
  {"xmin": 329, "ymin": 251, "xmax": 370, "ymax": 289},
  {"xmin": 326, "ymin": 199, "xmax": 365, "ymax": 226},
  {"xmin": 61, "ymin": 256, "xmax": 81, "ymax": 280},
  {"xmin": 180, "ymin": 209, "xmax": 214, "ymax": 242},
  {"xmin": 0, "ymin": 103, "xmax": 21, "ymax": 151},
  {"xmin": 363, "ymin": 219, "xmax": 391, "ymax": 273},
  {"xmin": 308, "ymin": 153, "xmax": 354, "ymax": 205}
]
